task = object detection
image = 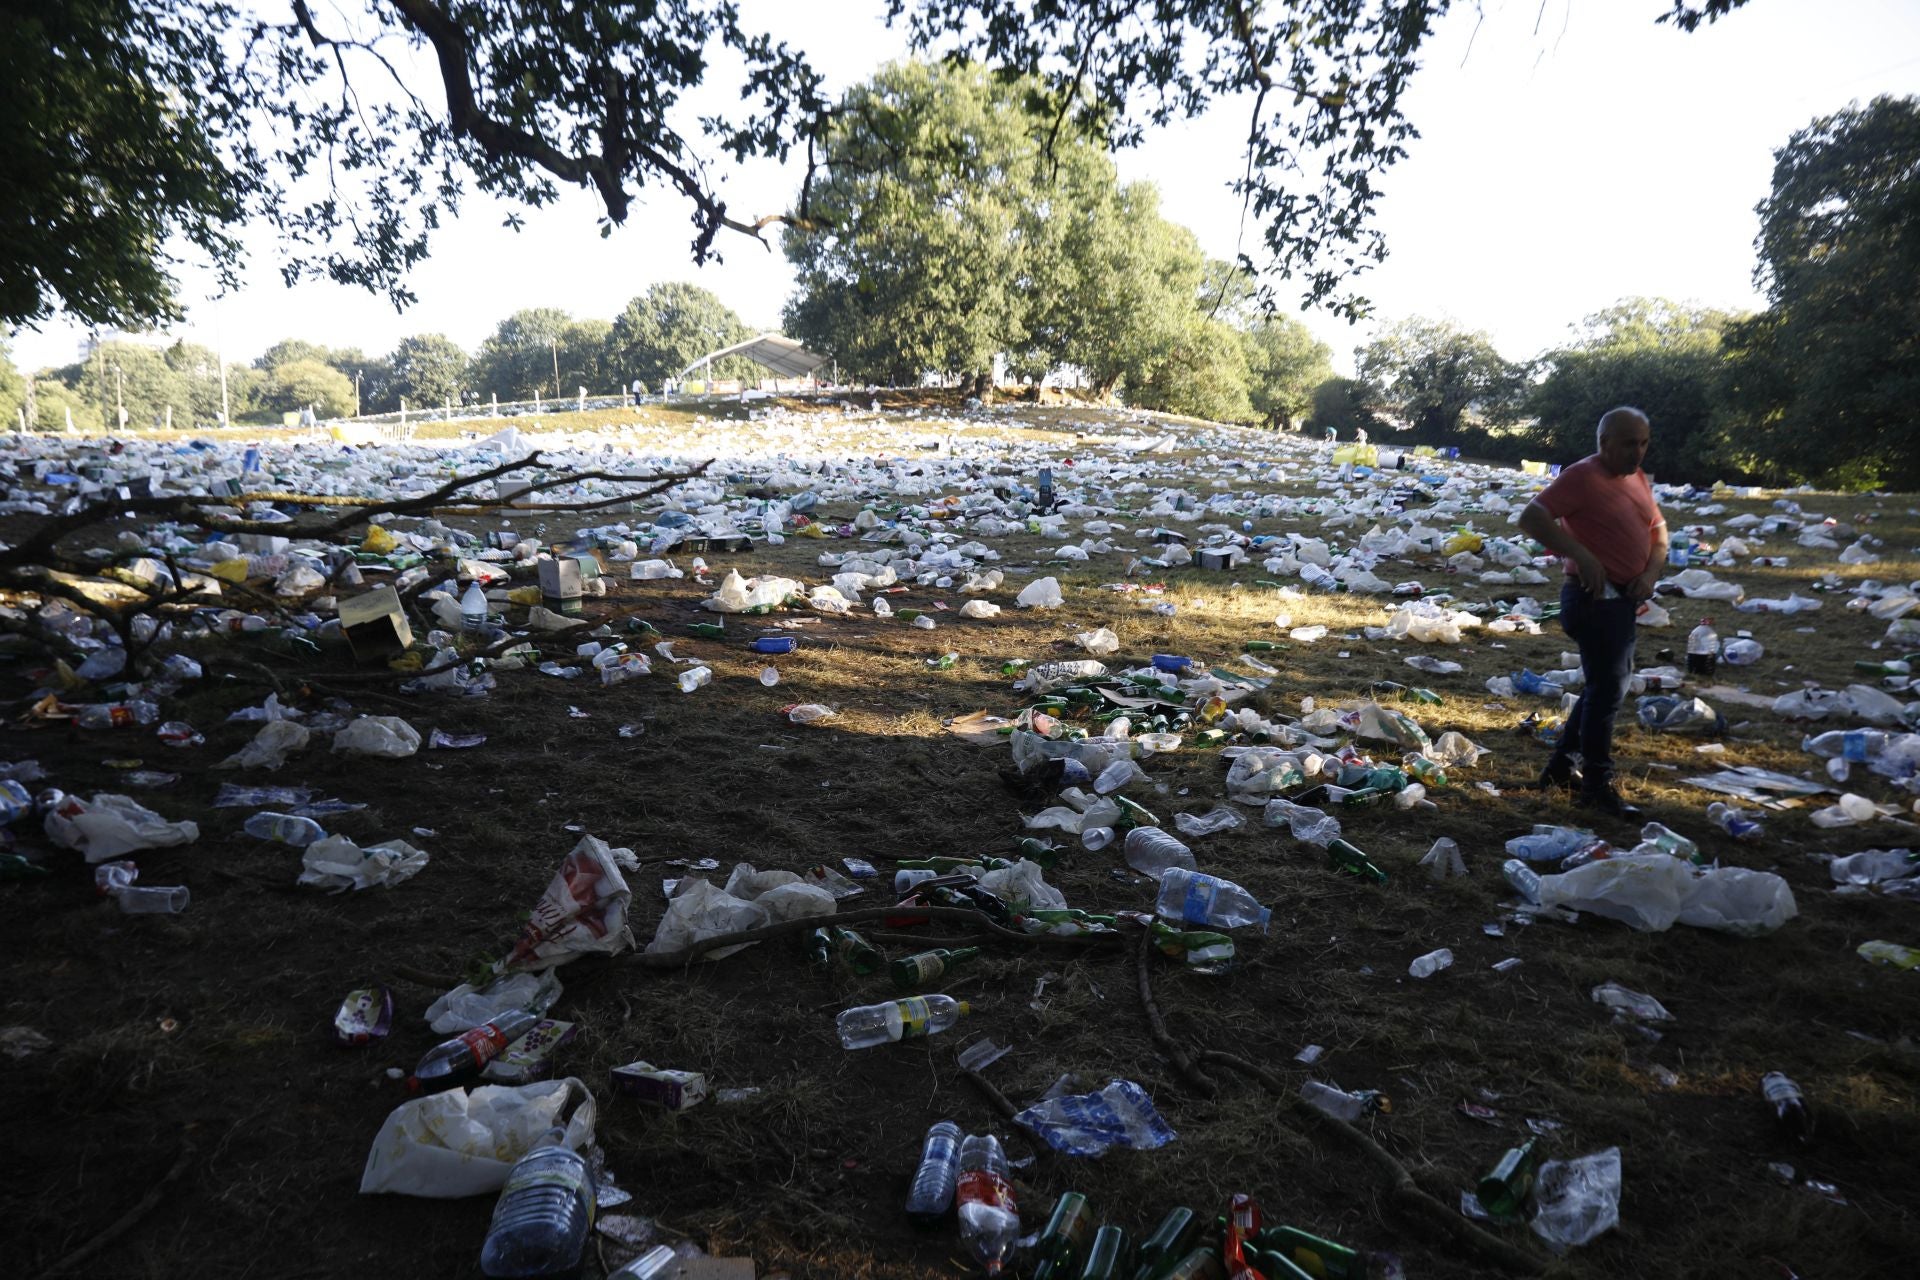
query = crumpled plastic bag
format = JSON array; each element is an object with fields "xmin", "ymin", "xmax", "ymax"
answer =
[
  {"xmin": 1226, "ymin": 747, "xmax": 1308, "ymax": 801},
  {"xmin": 299, "ymin": 834, "xmax": 430, "ymax": 892},
  {"xmin": 1841, "ymin": 682, "xmax": 1911, "ymax": 726},
  {"xmin": 1385, "ymin": 601, "xmax": 1476, "ymax": 644},
  {"xmin": 359, "ymin": 1077, "xmax": 594, "ymax": 1199},
  {"xmin": 1635, "ymin": 695, "xmax": 1723, "ymax": 735},
  {"xmin": 958, "ymin": 599, "xmax": 1001, "ymax": 619},
  {"xmin": 217, "ymin": 720, "xmax": 311, "ymax": 770},
  {"xmin": 1531, "ymin": 1147, "xmax": 1621, "ymax": 1254},
  {"xmin": 1013, "ymin": 1079, "xmax": 1177, "ymax": 1157},
  {"xmin": 1539, "ymin": 854, "xmax": 1796, "ymax": 934},
  {"xmin": 705, "ymin": 570, "xmax": 801, "ymax": 613},
  {"xmin": 1016, "ymin": 576, "xmax": 1064, "ymax": 608},
  {"xmin": 1175, "ymin": 806, "xmax": 1245, "ymax": 837},
  {"xmin": 506, "ymin": 836, "xmax": 635, "ymax": 969},
  {"xmin": 723, "ymin": 863, "xmax": 837, "ymax": 924},
  {"xmin": 427, "ymin": 971, "xmax": 564, "ymax": 1034},
  {"xmin": 333, "ymin": 716, "xmax": 422, "ymax": 758},
  {"xmin": 44, "ymin": 793, "xmax": 200, "ymax": 863},
  {"xmin": 643, "ymin": 876, "xmax": 770, "ymax": 962},
  {"xmin": 1075, "ymin": 627, "xmax": 1120, "ymax": 656},
  {"xmin": 1350, "ymin": 702, "xmax": 1432, "ymax": 751},
  {"xmin": 1428, "ymin": 730, "xmax": 1488, "ymax": 768},
  {"xmin": 1658, "ymin": 568, "xmax": 1743, "ymax": 601},
  {"xmin": 807, "ymin": 584, "xmax": 854, "ymax": 614},
  {"xmin": 977, "ymin": 859, "xmax": 1067, "ymax": 912},
  {"xmin": 1773, "ymin": 688, "xmax": 1842, "ymax": 721}
]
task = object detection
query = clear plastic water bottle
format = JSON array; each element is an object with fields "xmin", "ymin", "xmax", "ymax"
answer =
[
  {"xmin": 74, "ymin": 700, "xmax": 160, "ymax": 729},
  {"xmin": 1123, "ymin": 827, "xmax": 1196, "ymax": 878},
  {"xmin": 1154, "ymin": 868, "xmax": 1272, "ymax": 932},
  {"xmin": 1637, "ymin": 822, "xmax": 1700, "ymax": 862},
  {"xmin": 1685, "ymin": 618, "xmax": 1719, "ymax": 676},
  {"xmin": 836, "ymin": 995, "xmax": 970, "ymax": 1050},
  {"xmin": 461, "ymin": 581, "xmax": 488, "ymax": 634},
  {"xmin": 1505, "ymin": 825, "xmax": 1597, "ymax": 862},
  {"xmin": 1408, "ymin": 948, "xmax": 1454, "ymax": 979},
  {"xmin": 904, "ymin": 1120, "xmax": 963, "ymax": 1227},
  {"xmin": 479, "ymin": 1124, "xmax": 595, "ymax": 1278},
  {"xmin": 1502, "ymin": 859, "xmax": 1543, "ymax": 904},
  {"xmin": 955, "ymin": 1133, "xmax": 1019, "ymax": 1275},
  {"xmin": 242, "ymin": 811, "xmax": 326, "ymax": 847}
]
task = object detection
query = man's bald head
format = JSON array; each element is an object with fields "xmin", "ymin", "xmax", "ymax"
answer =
[{"xmin": 1595, "ymin": 406, "xmax": 1651, "ymax": 476}]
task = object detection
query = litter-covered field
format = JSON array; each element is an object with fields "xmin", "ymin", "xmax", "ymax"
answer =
[{"xmin": 2, "ymin": 398, "xmax": 1917, "ymax": 1280}]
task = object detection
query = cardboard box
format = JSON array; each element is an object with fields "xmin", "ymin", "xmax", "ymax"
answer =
[
  {"xmin": 1196, "ymin": 546, "xmax": 1245, "ymax": 571},
  {"xmin": 538, "ymin": 557, "xmax": 583, "ymax": 600},
  {"xmin": 339, "ymin": 584, "xmax": 413, "ymax": 663},
  {"xmin": 610, "ymin": 1061, "xmax": 708, "ymax": 1110},
  {"xmin": 231, "ymin": 533, "xmax": 290, "ymax": 555}
]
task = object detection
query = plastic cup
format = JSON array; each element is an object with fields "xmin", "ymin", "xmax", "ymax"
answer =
[
  {"xmin": 1081, "ymin": 826, "xmax": 1115, "ymax": 852},
  {"xmin": 115, "ymin": 885, "xmax": 190, "ymax": 914},
  {"xmin": 759, "ymin": 667, "xmax": 780, "ymax": 687}
]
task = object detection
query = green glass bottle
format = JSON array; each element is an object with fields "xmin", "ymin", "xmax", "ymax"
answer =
[
  {"xmin": 890, "ymin": 947, "xmax": 981, "ymax": 990},
  {"xmin": 1401, "ymin": 685, "xmax": 1443, "ymax": 706},
  {"xmin": 1016, "ymin": 838, "xmax": 1062, "ymax": 868},
  {"xmin": 894, "ymin": 608, "xmax": 923, "ymax": 621},
  {"xmin": 1477, "ymin": 1139, "xmax": 1537, "ymax": 1218},
  {"xmin": 1114, "ymin": 796, "xmax": 1158, "ymax": 829},
  {"xmin": 1251, "ymin": 1227, "xmax": 1361, "ymax": 1280},
  {"xmin": 1243, "ymin": 640, "xmax": 1284, "ymax": 651},
  {"xmin": 1244, "ymin": 1247, "xmax": 1315, "ymax": 1280},
  {"xmin": 1130, "ymin": 1207, "xmax": 1200, "ymax": 1280},
  {"xmin": 1020, "ymin": 909, "xmax": 1119, "ymax": 937},
  {"xmin": 805, "ymin": 926, "xmax": 833, "ymax": 969},
  {"xmin": 897, "ymin": 855, "xmax": 1014, "ymax": 872},
  {"xmin": 1159, "ymin": 1249, "xmax": 1225, "ymax": 1280},
  {"xmin": 834, "ymin": 927, "xmax": 884, "ymax": 976},
  {"xmin": 1149, "ymin": 922, "xmax": 1236, "ymax": 969},
  {"xmin": 1032, "ymin": 1192, "xmax": 1094, "ymax": 1280},
  {"xmin": 1326, "ymin": 839, "xmax": 1388, "ymax": 884},
  {"xmin": 687, "ymin": 621, "xmax": 725, "ymax": 638},
  {"xmin": 1080, "ymin": 1224, "xmax": 1128, "ymax": 1279}
]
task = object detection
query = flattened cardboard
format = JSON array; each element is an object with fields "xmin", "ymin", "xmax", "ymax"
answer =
[{"xmin": 339, "ymin": 584, "xmax": 413, "ymax": 663}]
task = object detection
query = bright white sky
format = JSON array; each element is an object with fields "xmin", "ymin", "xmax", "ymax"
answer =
[{"xmin": 8, "ymin": 0, "xmax": 1919, "ymax": 376}]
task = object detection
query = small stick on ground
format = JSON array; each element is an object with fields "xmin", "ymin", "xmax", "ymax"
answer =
[
  {"xmin": 32, "ymin": 1139, "xmax": 194, "ymax": 1278},
  {"xmin": 960, "ymin": 1066, "xmax": 1020, "ymax": 1121},
  {"xmin": 1201, "ymin": 1050, "xmax": 1551, "ymax": 1277},
  {"xmin": 1135, "ymin": 926, "xmax": 1216, "ymax": 1096}
]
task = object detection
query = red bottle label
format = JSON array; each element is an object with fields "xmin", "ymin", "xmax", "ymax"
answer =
[
  {"xmin": 956, "ymin": 1169, "xmax": 1014, "ymax": 1212},
  {"xmin": 459, "ymin": 1022, "xmax": 513, "ymax": 1067}
]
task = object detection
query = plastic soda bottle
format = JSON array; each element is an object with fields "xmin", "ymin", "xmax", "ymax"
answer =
[
  {"xmin": 836, "ymin": 995, "xmax": 969, "ymax": 1049},
  {"xmin": 409, "ymin": 1008, "xmax": 540, "ymax": 1093},
  {"xmin": 904, "ymin": 1120, "xmax": 963, "ymax": 1227},
  {"xmin": 479, "ymin": 1125, "xmax": 595, "ymax": 1277},
  {"xmin": 1031, "ymin": 1191, "xmax": 1094, "ymax": 1279},
  {"xmin": 956, "ymin": 1133, "xmax": 1019, "ymax": 1275},
  {"xmin": 242, "ymin": 811, "xmax": 327, "ymax": 847},
  {"xmin": 1686, "ymin": 618, "xmax": 1719, "ymax": 676}
]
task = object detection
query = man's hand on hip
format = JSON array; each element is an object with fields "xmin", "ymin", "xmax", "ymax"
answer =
[
  {"xmin": 1571, "ymin": 547, "xmax": 1609, "ymax": 597},
  {"xmin": 1628, "ymin": 566, "xmax": 1661, "ymax": 602}
]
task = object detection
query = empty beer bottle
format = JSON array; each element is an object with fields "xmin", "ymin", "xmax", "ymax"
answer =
[
  {"xmin": 1476, "ymin": 1139, "xmax": 1537, "ymax": 1218},
  {"xmin": 898, "ymin": 855, "xmax": 1015, "ymax": 873},
  {"xmin": 687, "ymin": 621, "xmax": 725, "ymax": 638},
  {"xmin": 809, "ymin": 925, "xmax": 882, "ymax": 974},
  {"xmin": 1326, "ymin": 839, "xmax": 1388, "ymax": 884},
  {"xmin": 1251, "ymin": 1227, "xmax": 1360, "ymax": 1280},
  {"xmin": 1016, "ymin": 837, "xmax": 1063, "ymax": 868},
  {"xmin": 1243, "ymin": 640, "xmax": 1284, "ymax": 651},
  {"xmin": 1032, "ymin": 1191, "xmax": 1094, "ymax": 1280},
  {"xmin": 1131, "ymin": 1207, "xmax": 1201, "ymax": 1280},
  {"xmin": 1081, "ymin": 1225, "xmax": 1129, "ymax": 1279},
  {"xmin": 891, "ymin": 947, "xmax": 981, "ymax": 990},
  {"xmin": 1161, "ymin": 1250, "xmax": 1226, "ymax": 1280}
]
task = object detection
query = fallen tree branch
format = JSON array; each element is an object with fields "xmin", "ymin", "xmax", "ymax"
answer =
[
  {"xmin": 1201, "ymin": 1050, "xmax": 1552, "ymax": 1277},
  {"xmin": 1136, "ymin": 925, "xmax": 1216, "ymax": 1096},
  {"xmin": 31, "ymin": 1138, "xmax": 194, "ymax": 1278},
  {"xmin": 960, "ymin": 1066, "xmax": 1021, "ymax": 1122}
]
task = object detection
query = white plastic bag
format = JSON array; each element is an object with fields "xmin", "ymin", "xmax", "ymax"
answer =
[
  {"xmin": 1016, "ymin": 576, "xmax": 1064, "ymax": 608},
  {"xmin": 506, "ymin": 836, "xmax": 635, "ymax": 969},
  {"xmin": 1537, "ymin": 854, "xmax": 1695, "ymax": 931},
  {"xmin": 643, "ymin": 877, "xmax": 769, "ymax": 961},
  {"xmin": 704, "ymin": 571, "xmax": 800, "ymax": 612},
  {"xmin": 427, "ymin": 971, "xmax": 563, "ymax": 1034},
  {"xmin": 1075, "ymin": 627, "xmax": 1120, "ymax": 656},
  {"xmin": 1677, "ymin": 866, "xmax": 1798, "ymax": 935},
  {"xmin": 44, "ymin": 794, "xmax": 200, "ymax": 863},
  {"xmin": 359, "ymin": 1078, "xmax": 594, "ymax": 1199},
  {"xmin": 217, "ymin": 720, "xmax": 311, "ymax": 770},
  {"xmin": 299, "ymin": 835, "xmax": 430, "ymax": 892},
  {"xmin": 978, "ymin": 859, "xmax": 1068, "ymax": 911},
  {"xmin": 959, "ymin": 599, "xmax": 1002, "ymax": 619},
  {"xmin": 333, "ymin": 716, "xmax": 422, "ymax": 758}
]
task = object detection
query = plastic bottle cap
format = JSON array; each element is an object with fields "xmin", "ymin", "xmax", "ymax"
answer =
[{"xmin": 955, "ymin": 1001, "xmax": 972, "ymax": 1016}]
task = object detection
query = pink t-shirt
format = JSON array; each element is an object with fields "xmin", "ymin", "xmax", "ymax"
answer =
[{"xmin": 1535, "ymin": 456, "xmax": 1666, "ymax": 586}]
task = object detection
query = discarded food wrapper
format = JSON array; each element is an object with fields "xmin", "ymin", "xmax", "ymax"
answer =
[
  {"xmin": 507, "ymin": 835, "xmax": 636, "ymax": 970},
  {"xmin": 217, "ymin": 720, "xmax": 311, "ymax": 770},
  {"xmin": 332, "ymin": 715, "xmax": 422, "ymax": 758},
  {"xmin": 484, "ymin": 1019, "xmax": 578, "ymax": 1084},
  {"xmin": 428, "ymin": 729, "xmax": 487, "ymax": 749},
  {"xmin": 1013, "ymin": 1078, "xmax": 1177, "ymax": 1157},
  {"xmin": 334, "ymin": 986, "xmax": 394, "ymax": 1047},
  {"xmin": 611, "ymin": 1061, "xmax": 709, "ymax": 1111},
  {"xmin": 359, "ymin": 1077, "xmax": 595, "ymax": 1198}
]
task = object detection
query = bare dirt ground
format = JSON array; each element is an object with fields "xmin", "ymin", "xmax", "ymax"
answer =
[{"xmin": 2, "ymin": 402, "xmax": 1916, "ymax": 1280}]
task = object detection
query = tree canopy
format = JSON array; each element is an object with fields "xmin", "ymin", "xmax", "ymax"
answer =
[
  {"xmin": 1355, "ymin": 317, "xmax": 1521, "ymax": 443},
  {"xmin": 2, "ymin": 1, "xmax": 1748, "ymax": 335},
  {"xmin": 607, "ymin": 283, "xmax": 757, "ymax": 388}
]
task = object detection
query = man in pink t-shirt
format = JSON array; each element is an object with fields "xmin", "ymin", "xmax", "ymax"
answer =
[{"xmin": 1516, "ymin": 407, "xmax": 1670, "ymax": 818}]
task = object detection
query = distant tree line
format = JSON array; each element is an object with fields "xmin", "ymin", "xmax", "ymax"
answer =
[{"xmin": 0, "ymin": 281, "xmax": 766, "ymax": 430}]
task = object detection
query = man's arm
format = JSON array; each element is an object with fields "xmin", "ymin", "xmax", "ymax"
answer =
[
  {"xmin": 1628, "ymin": 517, "xmax": 1670, "ymax": 602},
  {"xmin": 1517, "ymin": 499, "xmax": 1608, "ymax": 596}
]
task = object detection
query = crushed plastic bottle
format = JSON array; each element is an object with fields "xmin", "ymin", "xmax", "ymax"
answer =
[
  {"xmin": 955, "ymin": 1133, "xmax": 1019, "ymax": 1275},
  {"xmin": 242, "ymin": 811, "xmax": 326, "ymax": 847},
  {"xmin": 1707, "ymin": 802, "xmax": 1764, "ymax": 840},
  {"xmin": 1635, "ymin": 822, "xmax": 1700, "ymax": 863}
]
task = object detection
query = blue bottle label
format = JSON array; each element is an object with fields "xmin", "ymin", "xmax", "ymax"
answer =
[{"xmin": 1183, "ymin": 875, "xmax": 1219, "ymax": 925}]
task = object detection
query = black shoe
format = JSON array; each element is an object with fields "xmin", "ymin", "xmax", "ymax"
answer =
[
  {"xmin": 1535, "ymin": 757, "xmax": 1582, "ymax": 791},
  {"xmin": 1576, "ymin": 784, "xmax": 1641, "ymax": 819}
]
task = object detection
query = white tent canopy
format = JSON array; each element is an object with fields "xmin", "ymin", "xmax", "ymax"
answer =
[{"xmin": 678, "ymin": 333, "xmax": 829, "ymax": 380}]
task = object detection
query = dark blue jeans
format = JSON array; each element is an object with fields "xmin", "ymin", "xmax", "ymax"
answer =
[{"xmin": 1553, "ymin": 581, "xmax": 1638, "ymax": 787}]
